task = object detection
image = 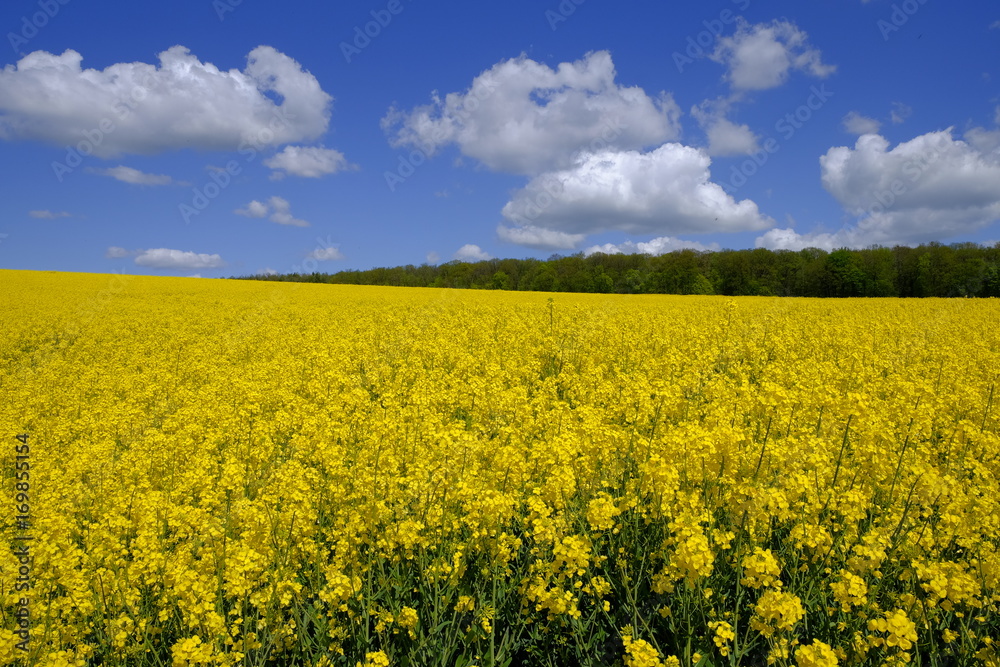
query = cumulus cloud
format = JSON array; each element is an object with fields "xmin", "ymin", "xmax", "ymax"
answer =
[
  {"xmin": 426, "ymin": 251, "xmax": 441, "ymax": 264},
  {"xmin": 235, "ymin": 200, "xmax": 269, "ymax": 218},
  {"xmin": 88, "ymin": 165, "xmax": 184, "ymax": 185},
  {"xmin": 821, "ymin": 130, "xmax": 1000, "ymax": 213},
  {"xmin": 454, "ymin": 244, "xmax": 492, "ymax": 262},
  {"xmin": 758, "ymin": 129, "xmax": 1000, "ymax": 250},
  {"xmin": 382, "ymin": 50, "xmax": 681, "ymax": 175},
  {"xmin": 842, "ymin": 111, "xmax": 881, "ymax": 135},
  {"xmin": 703, "ymin": 117, "xmax": 758, "ymax": 156},
  {"xmin": 584, "ymin": 237, "xmax": 719, "ymax": 256},
  {"xmin": 105, "ymin": 246, "xmax": 130, "ymax": 258},
  {"xmin": 711, "ymin": 19, "xmax": 835, "ymax": 91},
  {"xmin": 266, "ymin": 197, "xmax": 310, "ymax": 227},
  {"xmin": 29, "ymin": 209, "xmax": 70, "ymax": 219},
  {"xmin": 264, "ymin": 145, "xmax": 355, "ymax": 179},
  {"xmin": 134, "ymin": 248, "xmax": 225, "ymax": 269},
  {"xmin": 0, "ymin": 46, "xmax": 331, "ymax": 157},
  {"xmin": 890, "ymin": 102, "xmax": 912, "ymax": 125},
  {"xmin": 755, "ymin": 228, "xmax": 842, "ymax": 251},
  {"xmin": 496, "ymin": 225, "xmax": 585, "ymax": 250},
  {"xmin": 306, "ymin": 246, "xmax": 343, "ymax": 261},
  {"xmin": 691, "ymin": 97, "xmax": 759, "ymax": 157},
  {"xmin": 965, "ymin": 107, "xmax": 1000, "ymax": 154},
  {"xmin": 966, "ymin": 126, "xmax": 1000, "ymax": 154},
  {"xmin": 235, "ymin": 196, "xmax": 309, "ymax": 227},
  {"xmin": 498, "ymin": 144, "xmax": 772, "ymax": 250}
]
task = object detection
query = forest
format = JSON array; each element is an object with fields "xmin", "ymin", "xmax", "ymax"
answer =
[{"xmin": 236, "ymin": 242, "xmax": 1000, "ymax": 297}]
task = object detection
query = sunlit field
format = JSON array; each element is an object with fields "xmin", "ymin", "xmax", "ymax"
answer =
[{"xmin": 1, "ymin": 270, "xmax": 998, "ymax": 667}]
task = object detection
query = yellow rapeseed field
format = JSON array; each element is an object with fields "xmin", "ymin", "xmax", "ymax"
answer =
[{"xmin": 1, "ymin": 269, "xmax": 999, "ymax": 666}]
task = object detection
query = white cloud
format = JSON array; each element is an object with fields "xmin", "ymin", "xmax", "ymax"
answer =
[
  {"xmin": 691, "ymin": 97, "xmax": 759, "ymax": 156},
  {"xmin": 711, "ymin": 19, "xmax": 835, "ymax": 91},
  {"xmin": 760, "ymin": 129, "xmax": 1000, "ymax": 250},
  {"xmin": 966, "ymin": 126, "xmax": 1000, "ymax": 154},
  {"xmin": 0, "ymin": 46, "xmax": 331, "ymax": 157},
  {"xmin": 306, "ymin": 246, "xmax": 343, "ymax": 261},
  {"xmin": 842, "ymin": 111, "xmax": 881, "ymax": 135},
  {"xmin": 105, "ymin": 246, "xmax": 129, "ymax": 258},
  {"xmin": 702, "ymin": 116, "xmax": 758, "ymax": 156},
  {"xmin": 970, "ymin": 106, "xmax": 1000, "ymax": 153},
  {"xmin": 263, "ymin": 145, "xmax": 354, "ymax": 179},
  {"xmin": 88, "ymin": 165, "xmax": 182, "ymax": 186},
  {"xmin": 267, "ymin": 196, "xmax": 310, "ymax": 227},
  {"xmin": 261, "ymin": 267, "xmax": 278, "ymax": 276},
  {"xmin": 235, "ymin": 196, "xmax": 309, "ymax": 227},
  {"xmin": 821, "ymin": 130, "xmax": 1000, "ymax": 213},
  {"xmin": 496, "ymin": 224, "xmax": 585, "ymax": 250},
  {"xmin": 499, "ymin": 144, "xmax": 772, "ymax": 249},
  {"xmin": 584, "ymin": 237, "xmax": 719, "ymax": 256},
  {"xmin": 426, "ymin": 251, "xmax": 441, "ymax": 264},
  {"xmin": 29, "ymin": 209, "xmax": 70, "ymax": 219},
  {"xmin": 454, "ymin": 244, "xmax": 492, "ymax": 261},
  {"xmin": 990, "ymin": 20, "xmax": 1000, "ymax": 30},
  {"xmin": 890, "ymin": 102, "xmax": 912, "ymax": 124},
  {"xmin": 755, "ymin": 228, "xmax": 842, "ymax": 251},
  {"xmin": 382, "ymin": 50, "xmax": 681, "ymax": 175},
  {"xmin": 235, "ymin": 200, "xmax": 269, "ymax": 218},
  {"xmin": 134, "ymin": 248, "xmax": 225, "ymax": 269}
]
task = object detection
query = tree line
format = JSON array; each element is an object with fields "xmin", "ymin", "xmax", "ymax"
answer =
[{"xmin": 236, "ymin": 242, "xmax": 1000, "ymax": 298}]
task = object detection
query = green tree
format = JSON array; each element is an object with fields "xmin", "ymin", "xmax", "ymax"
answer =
[
  {"xmin": 622, "ymin": 269, "xmax": 645, "ymax": 293},
  {"xmin": 490, "ymin": 271, "xmax": 512, "ymax": 290},
  {"xmin": 824, "ymin": 249, "xmax": 866, "ymax": 297},
  {"xmin": 690, "ymin": 273, "xmax": 714, "ymax": 295}
]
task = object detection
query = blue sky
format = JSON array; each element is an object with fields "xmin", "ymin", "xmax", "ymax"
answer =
[{"xmin": 1, "ymin": 0, "xmax": 998, "ymax": 277}]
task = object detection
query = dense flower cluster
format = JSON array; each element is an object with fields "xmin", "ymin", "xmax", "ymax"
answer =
[{"xmin": 1, "ymin": 270, "xmax": 998, "ymax": 666}]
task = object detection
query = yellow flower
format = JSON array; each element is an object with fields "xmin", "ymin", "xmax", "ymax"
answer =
[
  {"xmin": 397, "ymin": 606, "xmax": 418, "ymax": 628},
  {"xmin": 867, "ymin": 609, "xmax": 917, "ymax": 651},
  {"xmin": 795, "ymin": 640, "xmax": 839, "ymax": 667},
  {"xmin": 7, "ymin": 272, "xmax": 1000, "ymax": 665},
  {"xmin": 830, "ymin": 570, "xmax": 867, "ymax": 611},
  {"xmin": 709, "ymin": 621, "xmax": 735, "ymax": 657},
  {"xmin": 752, "ymin": 590, "xmax": 805, "ymax": 637},
  {"xmin": 742, "ymin": 548, "xmax": 782, "ymax": 589},
  {"xmin": 622, "ymin": 632, "xmax": 666, "ymax": 667},
  {"xmin": 357, "ymin": 651, "xmax": 391, "ymax": 667},
  {"xmin": 586, "ymin": 493, "xmax": 622, "ymax": 531}
]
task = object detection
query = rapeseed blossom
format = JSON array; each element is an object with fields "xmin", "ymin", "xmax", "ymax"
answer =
[{"xmin": 0, "ymin": 270, "xmax": 998, "ymax": 666}]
